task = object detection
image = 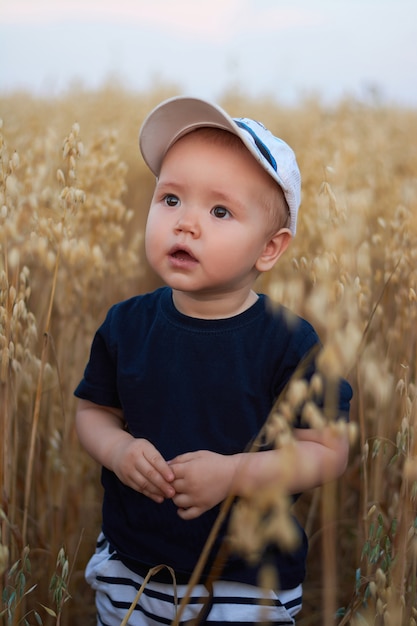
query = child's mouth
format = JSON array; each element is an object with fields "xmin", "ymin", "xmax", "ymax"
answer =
[
  {"xmin": 169, "ymin": 247, "xmax": 198, "ymax": 267},
  {"xmin": 171, "ymin": 250, "xmax": 196, "ymax": 262}
]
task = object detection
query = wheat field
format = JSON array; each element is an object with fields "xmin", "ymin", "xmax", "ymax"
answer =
[{"xmin": 1, "ymin": 85, "xmax": 416, "ymax": 625}]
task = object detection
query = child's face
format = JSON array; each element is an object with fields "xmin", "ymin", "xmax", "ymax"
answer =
[{"xmin": 145, "ymin": 131, "xmax": 284, "ymax": 301}]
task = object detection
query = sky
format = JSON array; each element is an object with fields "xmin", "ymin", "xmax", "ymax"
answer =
[{"xmin": 1, "ymin": 0, "xmax": 416, "ymax": 107}]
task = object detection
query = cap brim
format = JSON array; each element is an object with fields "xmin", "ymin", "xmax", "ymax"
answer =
[{"xmin": 139, "ymin": 96, "xmax": 246, "ymax": 177}]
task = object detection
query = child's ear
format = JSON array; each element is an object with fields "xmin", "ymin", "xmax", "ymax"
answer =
[{"xmin": 255, "ymin": 228, "xmax": 292, "ymax": 272}]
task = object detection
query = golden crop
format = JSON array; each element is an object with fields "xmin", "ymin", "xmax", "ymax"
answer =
[{"xmin": 1, "ymin": 85, "xmax": 416, "ymax": 625}]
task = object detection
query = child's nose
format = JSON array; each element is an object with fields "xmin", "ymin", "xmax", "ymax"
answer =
[{"xmin": 174, "ymin": 207, "xmax": 201, "ymax": 237}]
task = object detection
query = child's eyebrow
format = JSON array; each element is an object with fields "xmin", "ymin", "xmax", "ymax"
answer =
[
  {"xmin": 155, "ymin": 179, "xmax": 183, "ymax": 192},
  {"xmin": 208, "ymin": 190, "xmax": 245, "ymax": 208}
]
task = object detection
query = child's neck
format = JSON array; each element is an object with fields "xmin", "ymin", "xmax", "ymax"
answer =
[{"xmin": 171, "ymin": 289, "xmax": 259, "ymax": 319}]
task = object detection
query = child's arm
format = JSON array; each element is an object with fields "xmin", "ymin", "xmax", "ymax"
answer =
[
  {"xmin": 169, "ymin": 426, "xmax": 349, "ymax": 519},
  {"xmin": 235, "ymin": 426, "xmax": 350, "ymax": 495},
  {"xmin": 75, "ymin": 399, "xmax": 175, "ymax": 503}
]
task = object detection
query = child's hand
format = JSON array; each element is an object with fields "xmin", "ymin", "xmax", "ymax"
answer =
[
  {"xmin": 111, "ymin": 437, "xmax": 176, "ymax": 503},
  {"xmin": 75, "ymin": 401, "xmax": 175, "ymax": 503},
  {"xmin": 168, "ymin": 450, "xmax": 238, "ymax": 519}
]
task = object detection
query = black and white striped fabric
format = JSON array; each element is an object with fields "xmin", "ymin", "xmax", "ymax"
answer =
[{"xmin": 86, "ymin": 534, "xmax": 302, "ymax": 625}]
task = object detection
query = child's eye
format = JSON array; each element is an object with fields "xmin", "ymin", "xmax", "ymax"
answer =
[
  {"xmin": 164, "ymin": 194, "xmax": 180, "ymax": 207},
  {"xmin": 211, "ymin": 206, "xmax": 231, "ymax": 219}
]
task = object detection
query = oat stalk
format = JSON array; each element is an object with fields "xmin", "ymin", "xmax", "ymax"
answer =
[{"xmin": 22, "ymin": 244, "xmax": 62, "ymax": 546}]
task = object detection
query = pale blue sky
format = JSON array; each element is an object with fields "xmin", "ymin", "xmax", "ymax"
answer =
[{"xmin": 1, "ymin": 0, "xmax": 416, "ymax": 106}]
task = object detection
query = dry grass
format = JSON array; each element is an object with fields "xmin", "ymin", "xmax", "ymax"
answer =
[{"xmin": 0, "ymin": 85, "xmax": 416, "ymax": 625}]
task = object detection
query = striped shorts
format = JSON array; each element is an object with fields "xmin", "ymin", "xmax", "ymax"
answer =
[{"xmin": 85, "ymin": 533, "xmax": 302, "ymax": 625}]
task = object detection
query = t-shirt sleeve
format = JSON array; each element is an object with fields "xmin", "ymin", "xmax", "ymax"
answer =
[
  {"xmin": 74, "ymin": 307, "xmax": 122, "ymax": 408},
  {"xmin": 274, "ymin": 319, "xmax": 353, "ymax": 428},
  {"xmin": 293, "ymin": 350, "xmax": 353, "ymax": 427}
]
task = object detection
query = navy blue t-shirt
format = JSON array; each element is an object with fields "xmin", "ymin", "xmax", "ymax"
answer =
[{"xmin": 75, "ymin": 287, "xmax": 352, "ymax": 588}]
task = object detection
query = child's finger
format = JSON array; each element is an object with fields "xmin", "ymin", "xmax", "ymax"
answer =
[{"xmin": 176, "ymin": 506, "xmax": 200, "ymax": 520}]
